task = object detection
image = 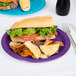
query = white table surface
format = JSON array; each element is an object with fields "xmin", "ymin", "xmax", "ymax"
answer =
[{"xmin": 0, "ymin": 0, "xmax": 76, "ymax": 76}]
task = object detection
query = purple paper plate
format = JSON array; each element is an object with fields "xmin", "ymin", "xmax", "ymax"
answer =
[{"xmin": 1, "ymin": 28, "xmax": 70, "ymax": 63}]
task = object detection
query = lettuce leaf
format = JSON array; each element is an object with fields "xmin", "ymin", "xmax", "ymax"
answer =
[
  {"xmin": 36, "ymin": 25, "xmax": 58, "ymax": 37},
  {"xmin": 15, "ymin": 28, "xmax": 23, "ymax": 38},
  {"xmin": 6, "ymin": 25, "xmax": 58, "ymax": 38},
  {"xmin": 6, "ymin": 28, "xmax": 23, "ymax": 38},
  {"xmin": 36, "ymin": 28, "xmax": 52, "ymax": 37},
  {"xmin": 23, "ymin": 28, "xmax": 36, "ymax": 35},
  {"xmin": 51, "ymin": 25, "xmax": 58, "ymax": 33}
]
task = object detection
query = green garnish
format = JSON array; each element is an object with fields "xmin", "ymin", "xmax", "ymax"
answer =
[
  {"xmin": 6, "ymin": 2, "xmax": 10, "ymax": 5},
  {"xmin": 6, "ymin": 25, "xmax": 58, "ymax": 38},
  {"xmin": 51, "ymin": 25, "xmax": 58, "ymax": 33},
  {"xmin": 36, "ymin": 27, "xmax": 52, "ymax": 37},
  {"xmin": 6, "ymin": 28, "xmax": 23, "ymax": 38},
  {"xmin": 23, "ymin": 28, "xmax": 36, "ymax": 35},
  {"xmin": 0, "ymin": 2, "xmax": 2, "ymax": 5},
  {"xmin": 3, "ymin": 7, "xmax": 7, "ymax": 10},
  {"xmin": 2, "ymin": 3, "xmax": 7, "ymax": 7},
  {"xmin": 0, "ymin": 2, "xmax": 10, "ymax": 6}
]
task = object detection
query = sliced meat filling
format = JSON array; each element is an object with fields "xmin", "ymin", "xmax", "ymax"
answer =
[
  {"xmin": 9, "ymin": 2, "xmax": 18, "ymax": 9},
  {"xmin": 33, "ymin": 41, "xmax": 44, "ymax": 47},
  {"xmin": 11, "ymin": 35, "xmax": 56, "ymax": 43}
]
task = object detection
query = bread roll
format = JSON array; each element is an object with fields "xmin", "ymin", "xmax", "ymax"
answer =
[
  {"xmin": 19, "ymin": 0, "xmax": 30, "ymax": 11},
  {"xmin": 0, "ymin": 0, "xmax": 17, "ymax": 2},
  {"xmin": 11, "ymin": 16, "xmax": 55, "ymax": 29}
]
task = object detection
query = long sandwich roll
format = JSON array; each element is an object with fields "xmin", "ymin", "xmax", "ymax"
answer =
[
  {"xmin": 19, "ymin": 0, "xmax": 30, "ymax": 11},
  {"xmin": 7, "ymin": 16, "xmax": 58, "ymax": 42},
  {"xmin": 0, "ymin": 0, "xmax": 18, "ymax": 10}
]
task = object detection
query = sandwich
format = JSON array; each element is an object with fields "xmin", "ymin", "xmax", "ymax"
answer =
[
  {"xmin": 0, "ymin": 0, "xmax": 18, "ymax": 10},
  {"xmin": 7, "ymin": 16, "xmax": 58, "ymax": 42},
  {"xmin": 19, "ymin": 0, "xmax": 30, "ymax": 11},
  {"xmin": 6, "ymin": 16, "xmax": 62, "ymax": 59}
]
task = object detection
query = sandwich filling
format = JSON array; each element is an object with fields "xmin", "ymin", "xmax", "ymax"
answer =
[
  {"xmin": 0, "ymin": 1, "xmax": 18, "ymax": 10},
  {"xmin": 6, "ymin": 25, "xmax": 58, "ymax": 42}
]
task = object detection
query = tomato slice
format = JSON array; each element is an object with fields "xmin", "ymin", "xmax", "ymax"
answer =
[
  {"xmin": 51, "ymin": 33, "xmax": 58, "ymax": 36},
  {"xmin": 18, "ymin": 33, "xmax": 58, "ymax": 41},
  {"xmin": 22, "ymin": 34, "xmax": 39, "ymax": 41},
  {"xmin": 47, "ymin": 33, "xmax": 58, "ymax": 38}
]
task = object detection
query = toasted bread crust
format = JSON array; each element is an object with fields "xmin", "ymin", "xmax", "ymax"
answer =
[
  {"xmin": 0, "ymin": 0, "xmax": 17, "ymax": 2},
  {"xmin": 19, "ymin": 0, "xmax": 30, "ymax": 11},
  {"xmin": 11, "ymin": 16, "xmax": 55, "ymax": 29}
]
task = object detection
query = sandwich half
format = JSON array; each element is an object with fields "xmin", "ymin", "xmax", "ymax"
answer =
[
  {"xmin": 7, "ymin": 16, "xmax": 58, "ymax": 42},
  {"xmin": 0, "ymin": 0, "xmax": 18, "ymax": 10},
  {"xmin": 6, "ymin": 16, "xmax": 59, "ymax": 59}
]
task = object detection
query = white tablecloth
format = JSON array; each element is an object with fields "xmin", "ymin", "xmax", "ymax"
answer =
[{"xmin": 0, "ymin": 0, "xmax": 76, "ymax": 76}]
